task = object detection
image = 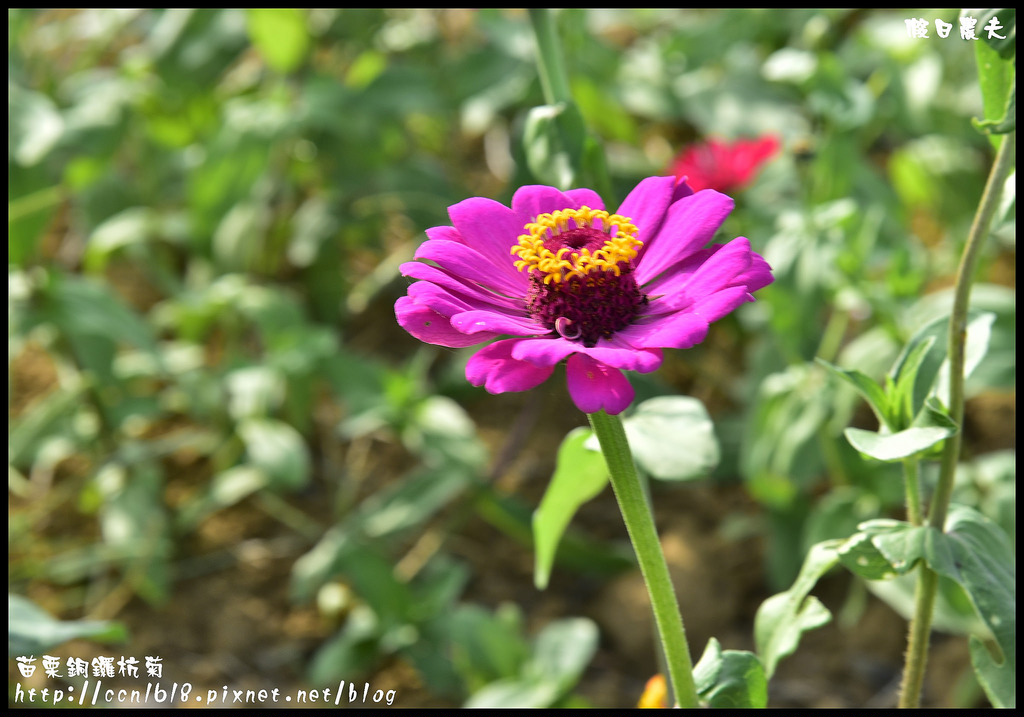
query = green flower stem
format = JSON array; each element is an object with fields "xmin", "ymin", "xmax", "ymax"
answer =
[
  {"xmin": 588, "ymin": 409, "xmax": 699, "ymax": 708},
  {"xmin": 528, "ymin": 9, "xmax": 573, "ymax": 106},
  {"xmin": 898, "ymin": 131, "xmax": 1015, "ymax": 709}
]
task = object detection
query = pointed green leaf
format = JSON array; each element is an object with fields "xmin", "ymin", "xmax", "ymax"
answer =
[
  {"xmin": 967, "ymin": 9, "xmax": 1016, "ymax": 60},
  {"xmin": 837, "ymin": 519, "xmax": 935, "ymax": 580},
  {"xmin": 449, "ymin": 604, "xmax": 531, "ymax": 688},
  {"xmin": 891, "ymin": 336, "xmax": 936, "ymax": 427},
  {"xmin": 465, "ymin": 679, "xmax": 562, "ymax": 709},
  {"xmin": 694, "ymin": 638, "xmax": 768, "ymax": 708},
  {"xmin": 533, "ymin": 428, "xmax": 609, "ymax": 589},
  {"xmin": 837, "ymin": 530, "xmax": 910, "ymax": 581},
  {"xmin": 845, "ymin": 507, "xmax": 1015, "ymax": 707},
  {"xmin": 523, "ymin": 102, "xmax": 587, "ymax": 190},
  {"xmin": 928, "ymin": 506, "xmax": 1016, "ymax": 708},
  {"xmin": 463, "ymin": 616, "xmax": 599, "ymax": 708},
  {"xmin": 816, "ymin": 358, "xmax": 891, "ymax": 429},
  {"xmin": 969, "ymin": 9, "xmax": 1015, "ymax": 136},
  {"xmin": 844, "ymin": 424, "xmax": 955, "ymax": 462},
  {"xmin": 9, "ymin": 595, "xmax": 127, "ymax": 657},
  {"xmin": 936, "ymin": 312, "xmax": 996, "ymax": 406},
  {"xmin": 526, "ymin": 617, "xmax": 599, "ymax": 689},
  {"xmin": 755, "ymin": 540, "xmax": 840, "ymax": 679},
  {"xmin": 889, "ymin": 311, "xmax": 994, "ymax": 422}
]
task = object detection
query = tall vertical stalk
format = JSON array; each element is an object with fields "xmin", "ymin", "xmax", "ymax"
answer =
[
  {"xmin": 528, "ymin": 9, "xmax": 573, "ymax": 106},
  {"xmin": 897, "ymin": 131, "xmax": 1015, "ymax": 708},
  {"xmin": 589, "ymin": 410, "xmax": 699, "ymax": 708},
  {"xmin": 902, "ymin": 458, "xmax": 924, "ymax": 528}
]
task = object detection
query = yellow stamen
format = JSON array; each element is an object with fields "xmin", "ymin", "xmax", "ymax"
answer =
[{"xmin": 510, "ymin": 206, "xmax": 641, "ymax": 284}]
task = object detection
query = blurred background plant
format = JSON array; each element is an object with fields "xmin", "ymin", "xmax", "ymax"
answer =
[{"xmin": 9, "ymin": 8, "xmax": 1013, "ymax": 708}]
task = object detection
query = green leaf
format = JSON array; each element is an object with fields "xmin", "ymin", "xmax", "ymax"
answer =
[
  {"xmin": 837, "ymin": 519, "xmax": 932, "ymax": 580},
  {"xmin": 95, "ymin": 461, "xmax": 172, "ymax": 603},
  {"xmin": 9, "ymin": 595, "xmax": 127, "ymax": 657},
  {"xmin": 523, "ymin": 102, "xmax": 587, "ymax": 190},
  {"xmin": 8, "ymin": 382, "xmax": 86, "ymax": 470},
  {"xmin": 307, "ymin": 604, "xmax": 383, "ymax": 685},
  {"xmin": 8, "ymin": 83, "xmax": 64, "ymax": 166},
  {"xmin": 83, "ymin": 207, "xmax": 158, "ymax": 273},
  {"xmin": 359, "ymin": 468, "xmax": 471, "ymax": 540},
  {"xmin": 177, "ymin": 465, "xmax": 269, "ymax": 529},
  {"xmin": 936, "ymin": 312, "xmax": 996, "ymax": 406},
  {"xmin": 289, "ymin": 466, "xmax": 472, "ymax": 603},
  {"xmin": 620, "ymin": 396, "xmax": 720, "ymax": 481},
  {"xmin": 465, "ymin": 678, "xmax": 562, "ymax": 709},
  {"xmin": 526, "ymin": 617, "xmax": 599, "ymax": 689},
  {"xmin": 533, "ymin": 428, "xmax": 610, "ymax": 589},
  {"xmin": 840, "ymin": 508, "xmax": 1015, "ymax": 707},
  {"xmin": 970, "ymin": 17, "xmax": 1015, "ymax": 137},
  {"xmin": 844, "ymin": 401, "xmax": 957, "ymax": 462},
  {"xmin": 866, "ymin": 571, "xmax": 986, "ymax": 637},
  {"xmin": 816, "ymin": 358, "xmax": 891, "ymax": 430},
  {"xmin": 48, "ymin": 275, "xmax": 160, "ymax": 356},
  {"xmin": 237, "ymin": 417, "xmax": 310, "ymax": 491},
  {"xmin": 694, "ymin": 638, "xmax": 768, "ymax": 708},
  {"xmin": 246, "ymin": 9, "xmax": 310, "ymax": 73},
  {"xmin": 892, "ymin": 311, "xmax": 995, "ymax": 422},
  {"xmin": 928, "ymin": 506, "xmax": 1016, "ymax": 709},
  {"xmin": 844, "ymin": 425, "xmax": 954, "ymax": 462},
  {"xmin": 836, "ymin": 530, "xmax": 909, "ymax": 581},
  {"xmin": 754, "ymin": 540, "xmax": 839, "ymax": 679},
  {"xmin": 449, "ymin": 604, "xmax": 531, "ymax": 689},
  {"xmin": 464, "ymin": 617, "xmax": 599, "ymax": 708},
  {"xmin": 408, "ymin": 395, "xmax": 487, "ymax": 471},
  {"xmin": 890, "ymin": 336, "xmax": 936, "ymax": 427},
  {"xmin": 968, "ymin": 9, "xmax": 1016, "ymax": 60}
]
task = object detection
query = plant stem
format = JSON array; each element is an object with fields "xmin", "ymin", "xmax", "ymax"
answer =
[
  {"xmin": 902, "ymin": 458, "xmax": 923, "ymax": 527},
  {"xmin": 588, "ymin": 409, "xmax": 699, "ymax": 708},
  {"xmin": 929, "ymin": 130, "xmax": 1014, "ymax": 532},
  {"xmin": 528, "ymin": 9, "xmax": 573, "ymax": 106},
  {"xmin": 897, "ymin": 131, "xmax": 1015, "ymax": 708},
  {"xmin": 898, "ymin": 565, "xmax": 939, "ymax": 708},
  {"xmin": 527, "ymin": 8, "xmax": 616, "ymax": 203}
]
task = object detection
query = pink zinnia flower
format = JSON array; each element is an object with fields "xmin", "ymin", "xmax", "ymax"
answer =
[
  {"xmin": 395, "ymin": 176, "xmax": 773, "ymax": 415},
  {"xmin": 668, "ymin": 136, "xmax": 780, "ymax": 193}
]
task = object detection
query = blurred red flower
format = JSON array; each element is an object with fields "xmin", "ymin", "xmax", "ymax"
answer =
[{"xmin": 668, "ymin": 135, "xmax": 780, "ymax": 193}]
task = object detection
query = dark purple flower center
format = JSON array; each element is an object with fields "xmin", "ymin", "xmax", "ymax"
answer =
[
  {"xmin": 511, "ymin": 207, "xmax": 646, "ymax": 347},
  {"xmin": 525, "ymin": 265, "xmax": 645, "ymax": 347}
]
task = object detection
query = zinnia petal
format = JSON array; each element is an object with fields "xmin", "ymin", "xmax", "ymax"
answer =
[
  {"xmin": 511, "ymin": 185, "xmax": 604, "ymax": 225},
  {"xmin": 690, "ymin": 285, "xmax": 755, "ymax": 324},
  {"xmin": 395, "ymin": 296, "xmax": 499, "ymax": 348},
  {"xmin": 617, "ymin": 176, "xmax": 677, "ymax": 247},
  {"xmin": 447, "ymin": 197, "xmax": 531, "ymax": 288},
  {"xmin": 565, "ymin": 353, "xmax": 634, "ymax": 415},
  {"xmin": 635, "ymin": 190, "xmax": 735, "ymax": 286},
  {"xmin": 400, "ymin": 261, "xmax": 523, "ymax": 311},
  {"xmin": 466, "ymin": 339, "xmax": 554, "ymax": 394},
  {"xmin": 415, "ymin": 238, "xmax": 526, "ymax": 297},
  {"xmin": 616, "ymin": 312, "xmax": 709, "ymax": 351},
  {"xmin": 451, "ymin": 310, "xmax": 550, "ymax": 337}
]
